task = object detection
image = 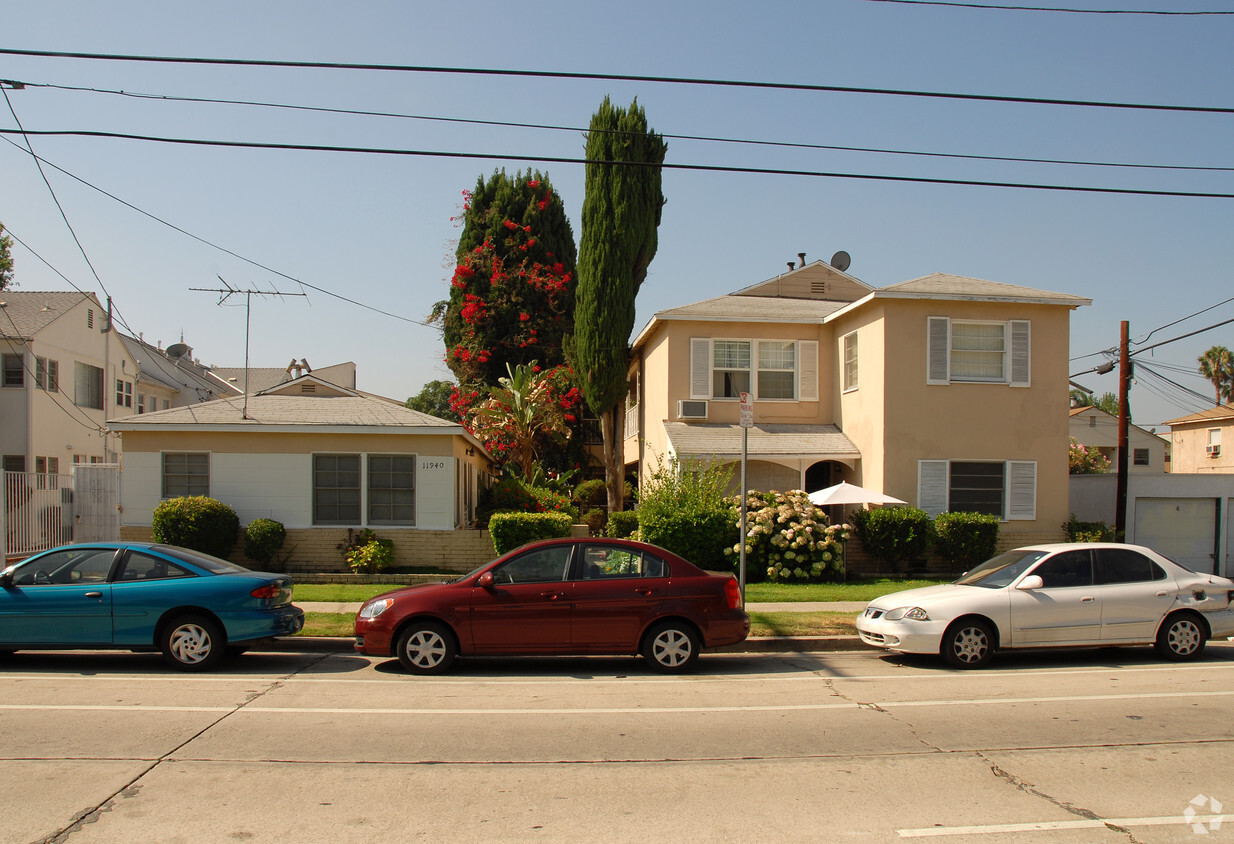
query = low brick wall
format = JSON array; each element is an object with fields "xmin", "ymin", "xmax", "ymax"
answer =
[{"xmin": 120, "ymin": 526, "xmax": 498, "ymax": 573}]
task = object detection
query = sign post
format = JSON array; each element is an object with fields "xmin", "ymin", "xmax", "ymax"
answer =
[{"xmin": 738, "ymin": 392, "xmax": 753, "ymax": 601}]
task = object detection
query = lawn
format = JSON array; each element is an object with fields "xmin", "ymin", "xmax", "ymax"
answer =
[{"xmin": 292, "ymin": 577, "xmax": 946, "ymax": 605}]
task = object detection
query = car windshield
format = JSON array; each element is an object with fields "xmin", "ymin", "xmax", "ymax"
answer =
[
  {"xmin": 954, "ymin": 550, "xmax": 1050, "ymax": 589},
  {"xmin": 155, "ymin": 545, "xmax": 250, "ymax": 574}
]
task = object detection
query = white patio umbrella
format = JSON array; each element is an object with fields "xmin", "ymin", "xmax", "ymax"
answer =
[{"xmin": 807, "ymin": 481, "xmax": 906, "ymax": 507}]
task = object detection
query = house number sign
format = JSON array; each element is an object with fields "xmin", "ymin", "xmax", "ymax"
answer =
[{"xmin": 420, "ymin": 459, "xmax": 447, "ymax": 471}]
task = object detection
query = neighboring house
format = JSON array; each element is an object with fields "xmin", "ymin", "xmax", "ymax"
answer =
[
  {"xmin": 1068, "ymin": 405, "xmax": 1168, "ymax": 474},
  {"xmin": 1, "ymin": 291, "xmax": 135, "ymax": 470},
  {"xmin": 210, "ymin": 358, "xmax": 357, "ymax": 395},
  {"xmin": 1163, "ymin": 403, "xmax": 1234, "ymax": 474},
  {"xmin": 118, "ymin": 334, "xmax": 241, "ymax": 414},
  {"xmin": 626, "ymin": 260, "xmax": 1091, "ymax": 548},
  {"xmin": 109, "ymin": 373, "xmax": 495, "ymax": 571}
]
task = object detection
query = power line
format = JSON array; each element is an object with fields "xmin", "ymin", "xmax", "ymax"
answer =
[
  {"xmin": 864, "ymin": 0, "xmax": 1234, "ymax": 14},
  {"xmin": 0, "ymin": 135, "xmax": 443, "ymax": 330},
  {"xmin": 3, "ymin": 48, "xmax": 1233, "ymax": 115},
  {"xmin": 3, "ymin": 127, "xmax": 1232, "ymax": 199},
  {"xmin": 17, "ymin": 80, "xmax": 1234, "ymax": 175}
]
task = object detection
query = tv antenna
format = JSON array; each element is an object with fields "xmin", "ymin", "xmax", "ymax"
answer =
[{"xmin": 190, "ymin": 277, "xmax": 307, "ymax": 418}]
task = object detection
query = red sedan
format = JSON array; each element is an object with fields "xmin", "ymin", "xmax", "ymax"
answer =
[{"xmin": 354, "ymin": 537, "xmax": 749, "ymax": 674}]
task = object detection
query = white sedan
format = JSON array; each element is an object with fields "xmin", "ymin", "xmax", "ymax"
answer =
[{"xmin": 856, "ymin": 543, "xmax": 1234, "ymax": 668}]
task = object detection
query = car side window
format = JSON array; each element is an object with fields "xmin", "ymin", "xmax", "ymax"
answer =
[
  {"xmin": 1031, "ymin": 550, "xmax": 1093, "ymax": 588},
  {"xmin": 494, "ymin": 546, "xmax": 573, "ymax": 584},
  {"xmin": 1096, "ymin": 549, "xmax": 1165, "ymax": 584},
  {"xmin": 12, "ymin": 548, "xmax": 117, "ymax": 586},
  {"xmin": 579, "ymin": 546, "xmax": 668, "ymax": 580},
  {"xmin": 118, "ymin": 551, "xmax": 194, "ymax": 582}
]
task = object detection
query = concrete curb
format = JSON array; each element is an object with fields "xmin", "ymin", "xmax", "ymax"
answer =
[{"xmin": 264, "ymin": 635, "xmax": 865, "ymax": 655}]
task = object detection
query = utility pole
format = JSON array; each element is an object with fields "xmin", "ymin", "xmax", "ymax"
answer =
[
  {"xmin": 190, "ymin": 279, "xmax": 305, "ymax": 419},
  {"xmin": 1115, "ymin": 320, "xmax": 1130, "ymax": 539}
]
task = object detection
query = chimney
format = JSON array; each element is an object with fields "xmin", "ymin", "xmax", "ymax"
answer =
[{"xmin": 798, "ymin": 252, "xmax": 807, "ymax": 268}]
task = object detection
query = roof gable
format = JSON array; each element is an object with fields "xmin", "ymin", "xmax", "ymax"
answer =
[
  {"xmin": 732, "ymin": 261, "xmax": 874, "ymax": 303},
  {"xmin": 0, "ymin": 291, "xmax": 101, "ymax": 338}
]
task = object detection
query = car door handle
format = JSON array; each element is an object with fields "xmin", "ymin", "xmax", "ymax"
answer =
[
  {"xmin": 1156, "ymin": 591, "xmax": 1169, "ymax": 597},
  {"xmin": 1080, "ymin": 596, "xmax": 1095, "ymax": 603},
  {"xmin": 540, "ymin": 591, "xmax": 564, "ymax": 601},
  {"xmin": 635, "ymin": 588, "xmax": 654, "ymax": 596},
  {"xmin": 84, "ymin": 592, "xmax": 103, "ymax": 599}
]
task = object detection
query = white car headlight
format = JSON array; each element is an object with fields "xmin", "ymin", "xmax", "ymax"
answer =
[
  {"xmin": 358, "ymin": 598, "xmax": 393, "ymax": 619},
  {"xmin": 884, "ymin": 606, "xmax": 929, "ymax": 621}
]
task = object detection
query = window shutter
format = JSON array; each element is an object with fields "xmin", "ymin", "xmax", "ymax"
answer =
[
  {"xmin": 1007, "ymin": 461, "xmax": 1036, "ymax": 520},
  {"xmin": 1009, "ymin": 320, "xmax": 1030, "ymax": 387},
  {"xmin": 798, "ymin": 340, "xmax": 818, "ymax": 401},
  {"xmin": 690, "ymin": 338, "xmax": 711, "ymax": 399},
  {"xmin": 927, "ymin": 317, "xmax": 950, "ymax": 385},
  {"xmin": 917, "ymin": 460, "xmax": 949, "ymax": 517}
]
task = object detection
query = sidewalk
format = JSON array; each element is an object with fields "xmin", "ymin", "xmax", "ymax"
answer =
[{"xmin": 278, "ymin": 601, "xmax": 868, "ymax": 654}]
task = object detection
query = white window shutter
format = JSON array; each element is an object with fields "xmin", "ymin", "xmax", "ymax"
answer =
[
  {"xmin": 927, "ymin": 317, "xmax": 950, "ymax": 385},
  {"xmin": 1009, "ymin": 320, "xmax": 1030, "ymax": 387},
  {"xmin": 690, "ymin": 338, "xmax": 711, "ymax": 399},
  {"xmin": 798, "ymin": 340, "xmax": 819, "ymax": 401},
  {"xmin": 1007, "ymin": 461, "xmax": 1036, "ymax": 520},
  {"xmin": 917, "ymin": 460, "xmax": 949, "ymax": 517}
]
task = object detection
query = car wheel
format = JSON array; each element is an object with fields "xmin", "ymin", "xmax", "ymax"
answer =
[
  {"xmin": 942, "ymin": 619, "xmax": 995, "ymax": 669},
  {"xmin": 642, "ymin": 621, "xmax": 700, "ymax": 673},
  {"xmin": 1155, "ymin": 612, "xmax": 1206, "ymax": 661},
  {"xmin": 396, "ymin": 622, "xmax": 457, "ymax": 674},
  {"xmin": 160, "ymin": 615, "xmax": 225, "ymax": 671}
]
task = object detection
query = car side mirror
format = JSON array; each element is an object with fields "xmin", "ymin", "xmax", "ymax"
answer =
[
  {"xmin": 1017, "ymin": 574, "xmax": 1044, "ymax": 591},
  {"xmin": 476, "ymin": 571, "xmax": 494, "ymax": 589},
  {"xmin": 0, "ymin": 570, "xmax": 12, "ymax": 588}
]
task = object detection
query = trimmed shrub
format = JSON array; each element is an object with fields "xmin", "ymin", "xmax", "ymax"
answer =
[
  {"xmin": 850, "ymin": 506, "xmax": 933, "ymax": 568},
  {"xmin": 572, "ymin": 478, "xmax": 607, "ymax": 507},
  {"xmin": 581, "ymin": 507, "xmax": 606, "ymax": 536},
  {"xmin": 478, "ymin": 475, "xmax": 579, "ymax": 527},
  {"xmin": 1063, "ymin": 513, "xmax": 1118, "ymax": 543},
  {"xmin": 933, "ymin": 511, "xmax": 1000, "ymax": 571},
  {"xmin": 343, "ymin": 530, "xmax": 394, "ymax": 574},
  {"xmin": 243, "ymin": 518, "xmax": 286, "ymax": 566},
  {"xmin": 726, "ymin": 489, "xmax": 849, "ymax": 582},
  {"xmin": 604, "ymin": 510, "xmax": 639, "ymax": 539},
  {"xmin": 489, "ymin": 511, "xmax": 573, "ymax": 555},
  {"xmin": 151, "ymin": 496, "xmax": 240, "ymax": 559},
  {"xmin": 638, "ymin": 509, "xmax": 737, "ymax": 571}
]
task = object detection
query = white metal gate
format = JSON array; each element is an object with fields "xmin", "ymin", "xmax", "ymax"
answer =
[{"xmin": 1, "ymin": 465, "xmax": 120, "ymax": 560}]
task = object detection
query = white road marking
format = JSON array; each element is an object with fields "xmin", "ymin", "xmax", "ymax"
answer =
[{"xmin": 899, "ymin": 813, "xmax": 1225, "ymax": 837}]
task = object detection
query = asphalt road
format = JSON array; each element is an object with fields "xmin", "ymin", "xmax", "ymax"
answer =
[{"xmin": 3, "ymin": 643, "xmax": 1232, "ymax": 843}]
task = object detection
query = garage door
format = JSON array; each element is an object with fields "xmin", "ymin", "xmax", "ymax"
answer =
[{"xmin": 1133, "ymin": 497, "xmax": 1217, "ymax": 573}]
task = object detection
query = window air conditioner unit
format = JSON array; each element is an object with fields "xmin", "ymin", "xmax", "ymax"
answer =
[
  {"xmin": 677, "ymin": 400, "xmax": 708, "ymax": 420},
  {"xmin": 1206, "ymin": 444, "xmax": 1221, "ymax": 457}
]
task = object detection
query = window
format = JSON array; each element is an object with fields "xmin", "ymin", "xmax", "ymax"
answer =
[
  {"xmin": 137, "ymin": 394, "xmax": 145, "ymax": 414},
  {"xmin": 87, "ymin": 308, "xmax": 94, "ymax": 329},
  {"xmin": 1096, "ymin": 548, "xmax": 1165, "ymax": 584},
  {"xmin": 35, "ymin": 456, "xmax": 59, "ymax": 475},
  {"xmin": 3, "ymin": 455, "xmax": 26, "ymax": 473},
  {"xmin": 74, "ymin": 362, "xmax": 104, "ymax": 410},
  {"xmin": 918, "ymin": 459, "xmax": 1036, "ymax": 520},
  {"xmin": 1133, "ymin": 448, "xmax": 1149, "ymax": 466},
  {"xmin": 842, "ymin": 331, "xmax": 858, "ymax": 392},
  {"xmin": 580, "ymin": 545, "xmax": 667, "ymax": 579},
  {"xmin": 692, "ymin": 338, "xmax": 819, "ymax": 401},
  {"xmin": 493, "ymin": 545, "xmax": 573, "ymax": 584},
  {"xmin": 118, "ymin": 551, "xmax": 193, "ymax": 582},
  {"xmin": 116, "ymin": 379, "xmax": 132, "ymax": 408},
  {"xmin": 2, "ymin": 353, "xmax": 23, "ymax": 387},
  {"xmin": 35, "ymin": 358, "xmax": 59, "ymax": 392},
  {"xmin": 314, "ymin": 454, "xmax": 361, "ymax": 525},
  {"xmin": 12, "ymin": 547, "xmax": 116, "ymax": 586},
  {"xmin": 1208, "ymin": 429, "xmax": 1222, "ymax": 447},
  {"xmin": 162, "ymin": 453, "xmax": 209, "ymax": 497},
  {"xmin": 368, "ymin": 454, "xmax": 416, "ymax": 525},
  {"xmin": 1032, "ymin": 550, "xmax": 1093, "ymax": 588},
  {"xmin": 927, "ymin": 317, "xmax": 1030, "ymax": 386}
]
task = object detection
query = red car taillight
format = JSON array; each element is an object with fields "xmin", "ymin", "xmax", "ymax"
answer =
[
  {"xmin": 250, "ymin": 583, "xmax": 282, "ymax": 600},
  {"xmin": 724, "ymin": 577, "xmax": 742, "ymax": 609}
]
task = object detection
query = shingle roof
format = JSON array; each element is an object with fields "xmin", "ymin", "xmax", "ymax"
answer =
[
  {"xmin": 208, "ymin": 367, "xmax": 296, "ymax": 394},
  {"xmin": 880, "ymin": 274, "xmax": 1091, "ymax": 306},
  {"xmin": 654, "ymin": 295, "xmax": 848, "ymax": 322},
  {"xmin": 664, "ymin": 422, "xmax": 860, "ymax": 459},
  {"xmin": 109, "ymin": 392, "xmax": 459, "ymax": 430},
  {"xmin": 1163, "ymin": 404, "xmax": 1234, "ymax": 426},
  {"xmin": 0, "ymin": 291, "xmax": 98, "ymax": 338}
]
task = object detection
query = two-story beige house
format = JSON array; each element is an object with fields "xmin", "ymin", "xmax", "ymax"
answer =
[
  {"xmin": 626, "ymin": 260, "xmax": 1090, "ymax": 547},
  {"xmin": 1164, "ymin": 403, "xmax": 1234, "ymax": 474}
]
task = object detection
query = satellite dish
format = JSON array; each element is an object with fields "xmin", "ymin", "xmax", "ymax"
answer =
[
  {"xmin": 830, "ymin": 251, "xmax": 851, "ymax": 273},
  {"xmin": 166, "ymin": 343, "xmax": 189, "ymax": 360}
]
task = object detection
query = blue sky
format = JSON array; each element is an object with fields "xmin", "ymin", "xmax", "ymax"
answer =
[{"xmin": 3, "ymin": 0, "xmax": 1232, "ymax": 427}]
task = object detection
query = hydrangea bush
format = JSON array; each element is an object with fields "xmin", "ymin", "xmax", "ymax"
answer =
[{"xmin": 725, "ymin": 489, "xmax": 850, "ymax": 582}]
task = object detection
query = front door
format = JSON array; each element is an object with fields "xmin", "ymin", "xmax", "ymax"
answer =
[
  {"xmin": 469, "ymin": 544, "xmax": 573, "ymax": 653},
  {"xmin": 0, "ymin": 547, "xmax": 117, "ymax": 644},
  {"xmin": 1008, "ymin": 550, "xmax": 1102, "ymax": 646}
]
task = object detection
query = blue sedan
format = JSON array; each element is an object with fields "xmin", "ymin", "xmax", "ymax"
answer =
[{"xmin": 0, "ymin": 542, "xmax": 304, "ymax": 670}]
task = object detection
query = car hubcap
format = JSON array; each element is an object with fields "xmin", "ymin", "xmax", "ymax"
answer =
[
  {"xmin": 952, "ymin": 627, "xmax": 988, "ymax": 664},
  {"xmin": 1168, "ymin": 620, "xmax": 1201, "ymax": 655},
  {"xmin": 169, "ymin": 624, "xmax": 212, "ymax": 664},
  {"xmin": 653, "ymin": 630, "xmax": 691, "ymax": 667},
  {"xmin": 405, "ymin": 630, "xmax": 446, "ymax": 668}
]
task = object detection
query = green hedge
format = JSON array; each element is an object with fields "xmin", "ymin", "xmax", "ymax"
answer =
[
  {"xmin": 243, "ymin": 518, "xmax": 286, "ymax": 567},
  {"xmin": 489, "ymin": 511, "xmax": 574, "ymax": 555},
  {"xmin": 933, "ymin": 511, "xmax": 1000, "ymax": 571},
  {"xmin": 604, "ymin": 510, "xmax": 639, "ymax": 539},
  {"xmin": 638, "ymin": 509, "xmax": 737, "ymax": 571},
  {"xmin": 151, "ymin": 496, "xmax": 240, "ymax": 559},
  {"xmin": 850, "ymin": 507, "xmax": 933, "ymax": 567}
]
